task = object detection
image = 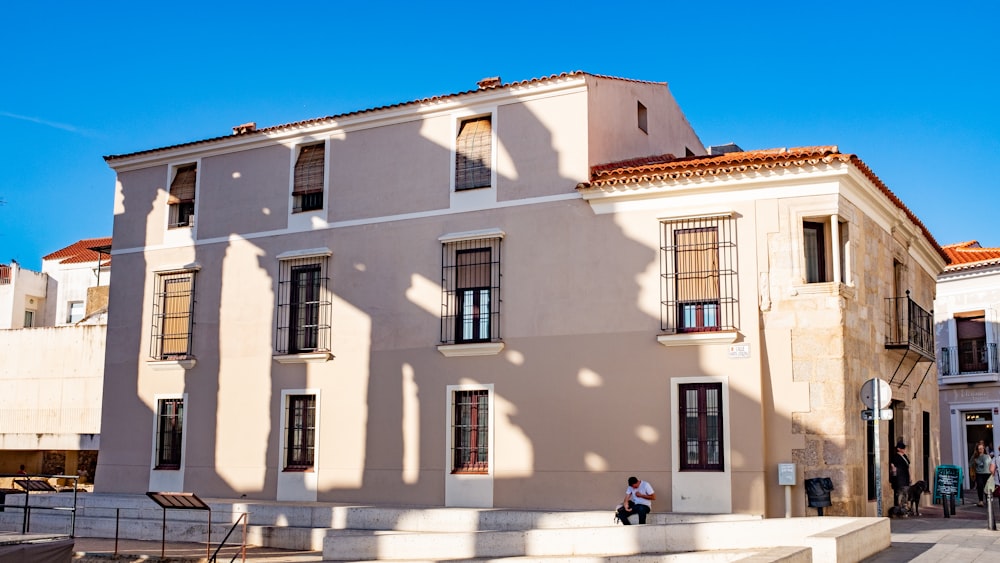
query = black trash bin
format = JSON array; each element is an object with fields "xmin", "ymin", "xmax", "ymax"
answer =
[{"xmin": 805, "ymin": 477, "xmax": 834, "ymax": 515}]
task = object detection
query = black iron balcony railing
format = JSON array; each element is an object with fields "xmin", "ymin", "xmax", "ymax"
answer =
[
  {"xmin": 939, "ymin": 343, "xmax": 999, "ymax": 376},
  {"xmin": 884, "ymin": 291, "xmax": 934, "ymax": 360}
]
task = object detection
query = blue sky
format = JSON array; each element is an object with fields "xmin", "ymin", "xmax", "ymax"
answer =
[{"xmin": 2, "ymin": 2, "xmax": 997, "ymax": 270}]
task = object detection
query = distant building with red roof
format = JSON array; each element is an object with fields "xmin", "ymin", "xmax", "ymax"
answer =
[{"xmin": 935, "ymin": 240, "xmax": 1000, "ymax": 472}]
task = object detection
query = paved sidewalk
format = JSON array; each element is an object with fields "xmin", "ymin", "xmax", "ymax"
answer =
[{"xmin": 863, "ymin": 498, "xmax": 1000, "ymax": 562}]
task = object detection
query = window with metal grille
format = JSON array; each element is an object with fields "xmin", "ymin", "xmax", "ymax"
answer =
[
  {"xmin": 151, "ymin": 271, "xmax": 195, "ymax": 360},
  {"xmin": 284, "ymin": 394, "xmax": 316, "ymax": 470},
  {"xmin": 441, "ymin": 238, "xmax": 501, "ymax": 344},
  {"xmin": 455, "ymin": 116, "xmax": 492, "ymax": 190},
  {"xmin": 452, "ymin": 390, "xmax": 488, "ymax": 474},
  {"xmin": 167, "ymin": 164, "xmax": 196, "ymax": 228},
  {"xmin": 292, "ymin": 143, "xmax": 325, "ymax": 213},
  {"xmin": 679, "ymin": 383, "xmax": 724, "ymax": 471},
  {"xmin": 660, "ymin": 215, "xmax": 737, "ymax": 334},
  {"xmin": 275, "ymin": 256, "xmax": 331, "ymax": 354},
  {"xmin": 156, "ymin": 398, "xmax": 184, "ymax": 469}
]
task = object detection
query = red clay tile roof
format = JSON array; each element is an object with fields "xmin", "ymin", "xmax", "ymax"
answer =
[
  {"xmin": 105, "ymin": 72, "xmax": 658, "ymax": 162},
  {"xmin": 942, "ymin": 241, "xmax": 1000, "ymax": 271},
  {"xmin": 579, "ymin": 146, "xmax": 947, "ymax": 263},
  {"xmin": 43, "ymin": 237, "xmax": 113, "ymax": 265}
]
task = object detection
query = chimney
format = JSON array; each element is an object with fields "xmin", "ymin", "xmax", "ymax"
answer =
[
  {"xmin": 477, "ymin": 76, "xmax": 502, "ymax": 89},
  {"xmin": 709, "ymin": 143, "xmax": 744, "ymax": 156},
  {"xmin": 232, "ymin": 122, "xmax": 257, "ymax": 135}
]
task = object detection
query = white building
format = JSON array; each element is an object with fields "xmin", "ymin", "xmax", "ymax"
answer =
[
  {"xmin": 0, "ymin": 237, "xmax": 110, "ymax": 481},
  {"xmin": 935, "ymin": 241, "xmax": 1000, "ymax": 477}
]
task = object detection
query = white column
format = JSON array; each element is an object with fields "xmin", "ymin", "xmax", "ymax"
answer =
[{"xmin": 830, "ymin": 215, "xmax": 841, "ymax": 283}]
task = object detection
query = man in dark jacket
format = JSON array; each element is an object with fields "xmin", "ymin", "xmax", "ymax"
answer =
[{"xmin": 889, "ymin": 439, "xmax": 911, "ymax": 507}]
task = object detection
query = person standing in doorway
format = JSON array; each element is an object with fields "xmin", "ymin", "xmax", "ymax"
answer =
[
  {"xmin": 889, "ymin": 439, "xmax": 911, "ymax": 508},
  {"xmin": 617, "ymin": 476, "xmax": 655, "ymax": 525},
  {"xmin": 972, "ymin": 442, "xmax": 992, "ymax": 506}
]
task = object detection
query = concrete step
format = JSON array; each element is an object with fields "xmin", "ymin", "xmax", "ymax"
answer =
[
  {"xmin": 352, "ymin": 547, "xmax": 812, "ymax": 563},
  {"xmin": 318, "ymin": 518, "xmax": 886, "ymax": 562},
  {"xmin": 247, "ymin": 512, "xmax": 759, "ymax": 551}
]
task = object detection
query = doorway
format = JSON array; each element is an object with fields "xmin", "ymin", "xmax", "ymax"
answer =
[{"xmin": 964, "ymin": 410, "xmax": 993, "ymax": 488}]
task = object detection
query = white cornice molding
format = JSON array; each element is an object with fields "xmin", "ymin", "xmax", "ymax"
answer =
[
  {"xmin": 657, "ymin": 331, "xmax": 739, "ymax": 347},
  {"xmin": 275, "ymin": 248, "xmax": 332, "ymax": 260},
  {"xmin": 439, "ymin": 228, "xmax": 506, "ymax": 243},
  {"xmin": 437, "ymin": 342, "xmax": 505, "ymax": 357},
  {"xmin": 147, "ymin": 358, "xmax": 197, "ymax": 371},
  {"xmin": 273, "ymin": 352, "xmax": 334, "ymax": 364},
  {"xmin": 152, "ymin": 262, "xmax": 201, "ymax": 274}
]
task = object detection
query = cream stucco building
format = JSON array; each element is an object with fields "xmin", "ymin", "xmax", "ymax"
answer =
[{"xmin": 95, "ymin": 72, "xmax": 944, "ymax": 517}]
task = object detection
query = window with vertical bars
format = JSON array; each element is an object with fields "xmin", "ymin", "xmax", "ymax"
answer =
[
  {"xmin": 455, "ymin": 117, "xmax": 492, "ymax": 190},
  {"xmin": 452, "ymin": 389, "xmax": 488, "ymax": 474},
  {"xmin": 660, "ymin": 215, "xmax": 737, "ymax": 334},
  {"xmin": 292, "ymin": 143, "xmax": 325, "ymax": 213},
  {"xmin": 441, "ymin": 237, "xmax": 501, "ymax": 344},
  {"xmin": 156, "ymin": 398, "xmax": 184, "ymax": 469},
  {"xmin": 275, "ymin": 256, "xmax": 331, "ymax": 354},
  {"xmin": 285, "ymin": 394, "xmax": 316, "ymax": 470},
  {"xmin": 151, "ymin": 271, "xmax": 195, "ymax": 360},
  {"xmin": 678, "ymin": 383, "xmax": 723, "ymax": 471},
  {"xmin": 168, "ymin": 164, "xmax": 196, "ymax": 228}
]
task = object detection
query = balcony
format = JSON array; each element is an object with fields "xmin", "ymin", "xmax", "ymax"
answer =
[
  {"xmin": 884, "ymin": 292, "xmax": 934, "ymax": 361},
  {"xmin": 939, "ymin": 343, "xmax": 999, "ymax": 383}
]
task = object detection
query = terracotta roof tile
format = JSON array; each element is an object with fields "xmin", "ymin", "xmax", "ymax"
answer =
[
  {"xmin": 942, "ymin": 241, "xmax": 1000, "ymax": 270},
  {"xmin": 579, "ymin": 146, "xmax": 947, "ymax": 263},
  {"xmin": 43, "ymin": 237, "xmax": 113, "ymax": 265},
  {"xmin": 105, "ymin": 72, "xmax": 659, "ymax": 162}
]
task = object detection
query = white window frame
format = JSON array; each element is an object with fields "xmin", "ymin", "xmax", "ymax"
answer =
[
  {"xmin": 164, "ymin": 160, "xmax": 200, "ymax": 245},
  {"xmin": 273, "ymin": 248, "xmax": 334, "ymax": 364},
  {"xmin": 789, "ymin": 203, "xmax": 854, "ymax": 293},
  {"xmin": 449, "ymin": 108, "xmax": 498, "ymax": 211},
  {"xmin": 437, "ymin": 229, "xmax": 505, "ymax": 357},
  {"xmin": 150, "ymin": 393, "xmax": 187, "ymax": 471},
  {"xmin": 279, "ymin": 389, "xmax": 321, "ymax": 472},
  {"xmin": 288, "ymin": 139, "xmax": 329, "ymax": 217},
  {"xmin": 445, "ymin": 384, "xmax": 495, "ymax": 477},
  {"xmin": 67, "ymin": 300, "xmax": 85, "ymax": 324}
]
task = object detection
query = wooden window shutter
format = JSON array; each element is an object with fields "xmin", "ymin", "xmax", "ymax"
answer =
[
  {"xmin": 675, "ymin": 228, "xmax": 720, "ymax": 302},
  {"xmin": 455, "ymin": 117, "xmax": 492, "ymax": 190},
  {"xmin": 167, "ymin": 164, "xmax": 197, "ymax": 204},
  {"xmin": 292, "ymin": 144, "xmax": 325, "ymax": 196}
]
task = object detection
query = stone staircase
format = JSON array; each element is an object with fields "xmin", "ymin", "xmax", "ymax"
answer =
[{"xmin": 0, "ymin": 493, "xmax": 887, "ymax": 562}]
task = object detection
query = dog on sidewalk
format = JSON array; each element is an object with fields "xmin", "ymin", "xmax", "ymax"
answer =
[{"xmin": 887, "ymin": 481, "xmax": 926, "ymax": 518}]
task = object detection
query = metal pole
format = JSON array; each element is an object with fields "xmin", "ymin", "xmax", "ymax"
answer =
[
  {"xmin": 71, "ymin": 476, "xmax": 78, "ymax": 538},
  {"xmin": 873, "ymin": 382, "xmax": 883, "ymax": 517},
  {"xmin": 784, "ymin": 485, "xmax": 792, "ymax": 518},
  {"xmin": 989, "ymin": 496, "xmax": 995, "ymax": 530},
  {"xmin": 161, "ymin": 508, "xmax": 166, "ymax": 559}
]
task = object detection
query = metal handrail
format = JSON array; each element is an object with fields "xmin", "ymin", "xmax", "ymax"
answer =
[
  {"xmin": 884, "ymin": 291, "xmax": 934, "ymax": 359},
  {"xmin": 1, "ymin": 473, "xmax": 80, "ymax": 537},
  {"xmin": 939, "ymin": 343, "xmax": 999, "ymax": 376},
  {"xmin": 209, "ymin": 511, "xmax": 248, "ymax": 563}
]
